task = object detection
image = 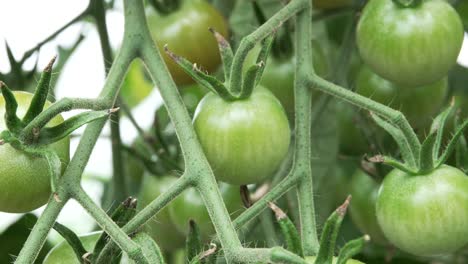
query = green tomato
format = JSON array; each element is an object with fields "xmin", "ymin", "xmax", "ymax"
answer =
[
  {"xmin": 137, "ymin": 174, "xmax": 185, "ymax": 251},
  {"xmin": 168, "ymin": 183, "xmax": 243, "ymax": 239},
  {"xmin": 0, "ymin": 91, "xmax": 70, "ymax": 213},
  {"xmin": 43, "ymin": 232, "xmax": 101, "ymax": 264},
  {"xmin": 193, "ymin": 86, "xmax": 291, "ymax": 185},
  {"xmin": 357, "ymin": 0, "xmax": 464, "ymax": 87},
  {"xmin": 313, "ymin": 0, "xmax": 353, "ymax": 10},
  {"xmin": 376, "ymin": 165, "xmax": 468, "ymax": 256},
  {"xmin": 258, "ymin": 41, "xmax": 329, "ymax": 119},
  {"xmin": 349, "ymin": 169, "xmax": 388, "ymax": 245},
  {"xmin": 355, "ymin": 65, "xmax": 448, "ymax": 128},
  {"xmin": 147, "ymin": 0, "xmax": 228, "ymax": 85},
  {"xmin": 305, "ymin": 256, "xmax": 363, "ymax": 263},
  {"xmin": 120, "ymin": 59, "xmax": 154, "ymax": 108}
]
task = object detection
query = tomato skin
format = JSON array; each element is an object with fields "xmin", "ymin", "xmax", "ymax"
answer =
[
  {"xmin": 0, "ymin": 92, "xmax": 70, "ymax": 213},
  {"xmin": 355, "ymin": 65, "xmax": 448, "ymax": 128},
  {"xmin": 120, "ymin": 59, "xmax": 153, "ymax": 108},
  {"xmin": 168, "ymin": 183, "xmax": 243, "ymax": 239},
  {"xmin": 356, "ymin": 0, "xmax": 464, "ymax": 87},
  {"xmin": 193, "ymin": 86, "xmax": 291, "ymax": 185},
  {"xmin": 305, "ymin": 256, "xmax": 363, "ymax": 263},
  {"xmin": 147, "ymin": 0, "xmax": 228, "ymax": 85},
  {"xmin": 349, "ymin": 169, "xmax": 388, "ymax": 245},
  {"xmin": 137, "ymin": 174, "xmax": 185, "ymax": 251},
  {"xmin": 43, "ymin": 232, "xmax": 101, "ymax": 264},
  {"xmin": 313, "ymin": 0, "xmax": 352, "ymax": 10},
  {"xmin": 376, "ymin": 165, "xmax": 468, "ymax": 256},
  {"xmin": 258, "ymin": 42, "xmax": 329, "ymax": 119}
]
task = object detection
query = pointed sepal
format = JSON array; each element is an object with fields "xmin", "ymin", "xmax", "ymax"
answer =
[
  {"xmin": 436, "ymin": 119, "xmax": 468, "ymax": 167},
  {"xmin": 164, "ymin": 45, "xmax": 235, "ymax": 100},
  {"xmin": 419, "ymin": 132, "xmax": 437, "ymax": 173},
  {"xmin": 336, "ymin": 235, "xmax": 370, "ymax": 264},
  {"xmin": 315, "ymin": 196, "xmax": 351, "ymax": 264},
  {"xmin": 209, "ymin": 28, "xmax": 233, "ymax": 83},
  {"xmin": 186, "ymin": 219, "xmax": 203, "ymax": 263},
  {"xmin": 268, "ymin": 202, "xmax": 303, "ymax": 257},
  {"xmin": 52, "ymin": 222, "xmax": 89, "ymax": 263},
  {"xmin": 430, "ymin": 104, "xmax": 454, "ymax": 161},
  {"xmin": 22, "ymin": 56, "xmax": 56, "ymax": 124},
  {"xmin": 0, "ymin": 81, "xmax": 23, "ymax": 133},
  {"xmin": 132, "ymin": 232, "xmax": 165, "ymax": 264}
]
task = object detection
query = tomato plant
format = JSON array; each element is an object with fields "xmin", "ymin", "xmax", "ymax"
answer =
[
  {"xmin": 349, "ymin": 169, "xmax": 387, "ymax": 245},
  {"xmin": 147, "ymin": 0, "xmax": 228, "ymax": 85},
  {"xmin": 0, "ymin": 91, "xmax": 70, "ymax": 213},
  {"xmin": 376, "ymin": 165, "xmax": 468, "ymax": 256},
  {"xmin": 355, "ymin": 65, "xmax": 448, "ymax": 128},
  {"xmin": 193, "ymin": 86, "xmax": 291, "ymax": 185},
  {"xmin": 456, "ymin": 0, "xmax": 468, "ymax": 28},
  {"xmin": 137, "ymin": 174, "xmax": 185, "ymax": 251},
  {"xmin": 357, "ymin": 0, "xmax": 464, "ymax": 87},
  {"xmin": 43, "ymin": 232, "xmax": 101, "ymax": 264},
  {"xmin": 168, "ymin": 182, "xmax": 243, "ymax": 239}
]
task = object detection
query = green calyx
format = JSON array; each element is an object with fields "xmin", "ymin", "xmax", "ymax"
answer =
[
  {"xmin": 392, "ymin": 0, "xmax": 422, "ymax": 8},
  {"xmin": 369, "ymin": 103, "xmax": 468, "ymax": 175},
  {"xmin": 164, "ymin": 25, "xmax": 275, "ymax": 102}
]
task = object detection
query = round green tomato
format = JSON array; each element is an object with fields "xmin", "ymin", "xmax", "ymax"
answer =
[
  {"xmin": 258, "ymin": 41, "xmax": 329, "ymax": 119},
  {"xmin": 147, "ymin": 0, "xmax": 228, "ymax": 85},
  {"xmin": 355, "ymin": 65, "xmax": 448, "ymax": 128},
  {"xmin": 193, "ymin": 86, "xmax": 291, "ymax": 185},
  {"xmin": 305, "ymin": 256, "xmax": 363, "ymax": 264},
  {"xmin": 168, "ymin": 183, "xmax": 243, "ymax": 239},
  {"xmin": 121, "ymin": 59, "xmax": 154, "ymax": 108},
  {"xmin": 357, "ymin": 0, "xmax": 464, "ymax": 87},
  {"xmin": 313, "ymin": 0, "xmax": 352, "ymax": 10},
  {"xmin": 137, "ymin": 174, "xmax": 185, "ymax": 251},
  {"xmin": 43, "ymin": 232, "xmax": 101, "ymax": 264},
  {"xmin": 349, "ymin": 169, "xmax": 387, "ymax": 245},
  {"xmin": 0, "ymin": 91, "xmax": 70, "ymax": 213},
  {"xmin": 376, "ymin": 165, "xmax": 468, "ymax": 256}
]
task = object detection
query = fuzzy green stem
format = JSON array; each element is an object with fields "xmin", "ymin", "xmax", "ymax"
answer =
[
  {"xmin": 307, "ymin": 76, "xmax": 421, "ymax": 162},
  {"xmin": 294, "ymin": 0, "xmax": 319, "ymax": 255},
  {"xmin": 228, "ymin": 0, "xmax": 308, "ymax": 95},
  {"xmin": 71, "ymin": 187, "xmax": 148, "ymax": 264},
  {"xmin": 14, "ymin": 190, "xmax": 70, "ymax": 264}
]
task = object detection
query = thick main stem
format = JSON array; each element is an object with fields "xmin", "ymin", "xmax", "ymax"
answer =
[
  {"xmin": 14, "ymin": 190, "xmax": 69, "ymax": 264},
  {"xmin": 294, "ymin": 0, "xmax": 319, "ymax": 255}
]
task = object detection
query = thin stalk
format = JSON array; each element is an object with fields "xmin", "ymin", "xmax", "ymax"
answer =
[
  {"xmin": 91, "ymin": 0, "xmax": 128, "ymax": 201},
  {"xmin": 294, "ymin": 0, "xmax": 319, "ymax": 255},
  {"xmin": 307, "ymin": 76, "xmax": 421, "ymax": 162},
  {"xmin": 71, "ymin": 187, "xmax": 149, "ymax": 264},
  {"xmin": 228, "ymin": 0, "xmax": 308, "ymax": 95}
]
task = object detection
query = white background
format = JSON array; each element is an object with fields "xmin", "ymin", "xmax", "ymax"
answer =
[{"xmin": 0, "ymin": 0, "xmax": 467, "ymax": 244}]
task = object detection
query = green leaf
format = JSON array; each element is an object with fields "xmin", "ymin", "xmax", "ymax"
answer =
[
  {"xmin": 52, "ymin": 222, "xmax": 88, "ymax": 263},
  {"xmin": 0, "ymin": 214, "xmax": 52, "ymax": 264}
]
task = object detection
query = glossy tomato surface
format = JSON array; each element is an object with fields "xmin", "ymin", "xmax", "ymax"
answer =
[
  {"xmin": 355, "ymin": 65, "xmax": 448, "ymax": 128},
  {"xmin": 357, "ymin": 0, "xmax": 463, "ymax": 86},
  {"xmin": 43, "ymin": 232, "xmax": 101, "ymax": 264},
  {"xmin": 349, "ymin": 169, "xmax": 387, "ymax": 245},
  {"xmin": 168, "ymin": 183, "xmax": 243, "ymax": 239},
  {"xmin": 193, "ymin": 86, "xmax": 290, "ymax": 185},
  {"xmin": 0, "ymin": 92, "xmax": 70, "ymax": 213},
  {"xmin": 137, "ymin": 174, "xmax": 185, "ymax": 251},
  {"xmin": 376, "ymin": 165, "xmax": 468, "ymax": 256},
  {"xmin": 147, "ymin": 0, "xmax": 228, "ymax": 85}
]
